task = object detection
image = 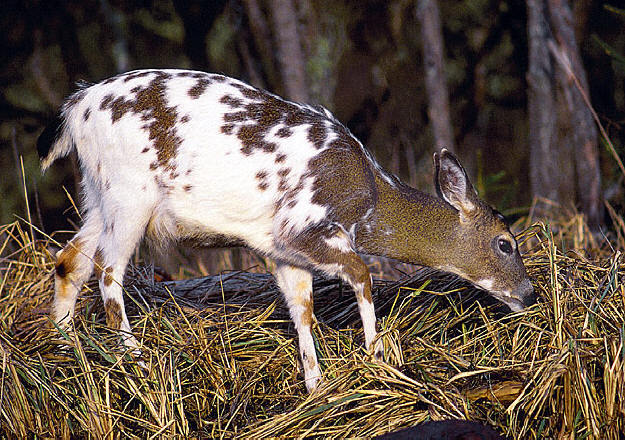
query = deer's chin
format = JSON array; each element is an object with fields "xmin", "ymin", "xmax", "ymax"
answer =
[
  {"xmin": 487, "ymin": 290, "xmax": 533, "ymax": 312},
  {"xmin": 472, "ymin": 278, "xmax": 536, "ymax": 312},
  {"xmin": 499, "ymin": 296, "xmax": 525, "ymax": 312}
]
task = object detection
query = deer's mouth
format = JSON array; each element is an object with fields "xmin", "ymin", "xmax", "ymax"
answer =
[
  {"xmin": 472, "ymin": 278, "xmax": 537, "ymax": 312},
  {"xmin": 497, "ymin": 295, "xmax": 525, "ymax": 312},
  {"xmin": 490, "ymin": 288, "xmax": 537, "ymax": 312}
]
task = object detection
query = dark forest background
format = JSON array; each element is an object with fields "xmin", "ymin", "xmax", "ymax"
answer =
[{"xmin": 1, "ymin": 0, "xmax": 624, "ymax": 273}]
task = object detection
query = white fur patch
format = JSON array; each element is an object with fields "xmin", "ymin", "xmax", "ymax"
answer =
[
  {"xmin": 324, "ymin": 232, "xmax": 352, "ymax": 253},
  {"xmin": 475, "ymin": 278, "xmax": 495, "ymax": 292}
]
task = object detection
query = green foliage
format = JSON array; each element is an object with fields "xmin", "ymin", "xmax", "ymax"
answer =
[
  {"xmin": 592, "ymin": 35, "xmax": 625, "ymax": 69},
  {"xmin": 207, "ymin": 12, "xmax": 239, "ymax": 74},
  {"xmin": 474, "ymin": 149, "xmax": 519, "ymax": 214},
  {"xmin": 604, "ymin": 4, "xmax": 625, "ymax": 18},
  {"xmin": 4, "ymin": 85, "xmax": 48, "ymax": 114},
  {"xmin": 135, "ymin": 3, "xmax": 184, "ymax": 44}
]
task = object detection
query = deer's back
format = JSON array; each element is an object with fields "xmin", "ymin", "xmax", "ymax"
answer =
[{"xmin": 59, "ymin": 69, "xmax": 378, "ymax": 252}]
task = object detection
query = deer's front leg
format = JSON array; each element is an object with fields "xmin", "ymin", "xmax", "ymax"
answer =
[
  {"xmin": 288, "ymin": 222, "xmax": 383, "ymax": 361},
  {"xmin": 273, "ymin": 264, "xmax": 322, "ymax": 392},
  {"xmin": 345, "ymin": 257, "xmax": 383, "ymax": 360}
]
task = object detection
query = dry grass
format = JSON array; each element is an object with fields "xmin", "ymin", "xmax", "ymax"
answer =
[{"xmin": 0, "ymin": 215, "xmax": 623, "ymax": 439}]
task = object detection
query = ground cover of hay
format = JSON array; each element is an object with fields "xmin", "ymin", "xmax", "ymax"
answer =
[{"xmin": 0, "ymin": 216, "xmax": 623, "ymax": 439}]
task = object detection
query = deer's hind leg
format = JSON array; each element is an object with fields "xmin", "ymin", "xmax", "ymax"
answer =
[
  {"xmin": 52, "ymin": 209, "xmax": 103, "ymax": 328},
  {"xmin": 92, "ymin": 199, "xmax": 156, "ymax": 350}
]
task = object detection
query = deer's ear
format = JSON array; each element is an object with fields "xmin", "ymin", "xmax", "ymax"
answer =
[{"xmin": 433, "ymin": 149, "xmax": 479, "ymax": 215}]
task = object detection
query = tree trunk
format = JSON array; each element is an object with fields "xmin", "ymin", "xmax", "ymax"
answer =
[
  {"xmin": 416, "ymin": 0, "xmax": 456, "ymax": 153},
  {"xmin": 268, "ymin": 0, "xmax": 309, "ymax": 102},
  {"xmin": 548, "ymin": 0, "xmax": 602, "ymax": 228},
  {"xmin": 526, "ymin": 0, "xmax": 602, "ymax": 227},
  {"xmin": 527, "ymin": 0, "xmax": 563, "ymax": 205},
  {"xmin": 242, "ymin": 0, "xmax": 278, "ymax": 87}
]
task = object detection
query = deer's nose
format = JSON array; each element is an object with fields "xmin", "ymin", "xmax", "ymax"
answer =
[{"xmin": 518, "ymin": 279, "xmax": 537, "ymax": 307}]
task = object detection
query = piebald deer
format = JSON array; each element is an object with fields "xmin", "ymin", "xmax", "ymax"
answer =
[{"xmin": 38, "ymin": 69, "xmax": 535, "ymax": 392}]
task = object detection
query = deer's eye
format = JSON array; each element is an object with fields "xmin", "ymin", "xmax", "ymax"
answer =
[{"xmin": 498, "ymin": 238, "xmax": 513, "ymax": 254}]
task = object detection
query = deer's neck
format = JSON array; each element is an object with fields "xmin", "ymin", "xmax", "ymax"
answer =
[{"xmin": 354, "ymin": 175, "xmax": 460, "ymax": 268}]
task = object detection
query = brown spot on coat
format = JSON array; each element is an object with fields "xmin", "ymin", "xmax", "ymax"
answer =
[
  {"xmin": 238, "ymin": 124, "xmax": 278, "ymax": 155},
  {"xmin": 109, "ymin": 96, "xmax": 132, "ymax": 122},
  {"xmin": 93, "ymin": 248, "xmax": 104, "ymax": 279},
  {"xmin": 308, "ymin": 122, "xmax": 327, "ymax": 149},
  {"xmin": 231, "ymin": 83, "xmax": 263, "ymax": 100},
  {"xmin": 224, "ymin": 111, "xmax": 247, "ymax": 123},
  {"xmin": 278, "ymin": 168, "xmax": 290, "ymax": 177},
  {"xmin": 141, "ymin": 147, "xmax": 150, "ymax": 153},
  {"xmin": 183, "ymin": 185, "xmax": 192, "ymax": 192},
  {"xmin": 56, "ymin": 238, "xmax": 84, "ymax": 279},
  {"xmin": 123, "ymin": 70, "xmax": 154, "ymax": 82},
  {"xmin": 188, "ymin": 78, "xmax": 212, "ymax": 98},
  {"xmin": 83, "ymin": 108, "xmax": 91, "ymax": 121},
  {"xmin": 99, "ymin": 72, "xmax": 180, "ymax": 172},
  {"xmin": 222, "ymin": 83, "xmax": 335, "ymax": 157},
  {"xmin": 100, "ymin": 94, "xmax": 114, "ymax": 110},
  {"xmin": 103, "ymin": 267, "xmax": 114, "ymax": 286},
  {"xmin": 301, "ymin": 298, "xmax": 313, "ymax": 328},
  {"xmin": 258, "ymin": 181, "xmax": 269, "ymax": 191},
  {"xmin": 256, "ymin": 171, "xmax": 268, "ymax": 180},
  {"xmin": 305, "ymin": 350, "xmax": 317, "ymax": 371},
  {"xmin": 276, "ymin": 127, "xmax": 292, "ymax": 138},
  {"xmin": 275, "ymin": 153, "xmax": 287, "ymax": 163},
  {"xmin": 104, "ymin": 298, "xmax": 123, "ymax": 329},
  {"xmin": 296, "ymin": 280, "xmax": 309, "ymax": 293},
  {"xmin": 220, "ymin": 95, "xmax": 244, "ymax": 108},
  {"xmin": 180, "ymin": 115, "xmax": 190, "ymax": 123},
  {"xmin": 263, "ymin": 141, "xmax": 277, "ymax": 153}
]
